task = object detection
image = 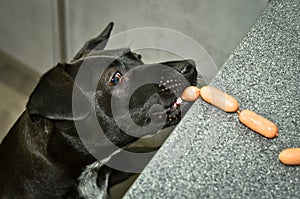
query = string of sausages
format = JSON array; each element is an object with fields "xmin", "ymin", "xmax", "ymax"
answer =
[{"xmin": 176, "ymin": 86, "xmax": 300, "ymax": 166}]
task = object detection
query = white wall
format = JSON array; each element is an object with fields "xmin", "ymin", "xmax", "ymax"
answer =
[
  {"xmin": 0, "ymin": 0, "xmax": 58, "ymax": 73},
  {"xmin": 66, "ymin": 0, "xmax": 268, "ymax": 68},
  {"xmin": 0, "ymin": 0, "xmax": 268, "ymax": 73}
]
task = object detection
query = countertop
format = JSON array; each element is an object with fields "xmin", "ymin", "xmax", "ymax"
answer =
[{"xmin": 124, "ymin": 0, "xmax": 300, "ymax": 198}]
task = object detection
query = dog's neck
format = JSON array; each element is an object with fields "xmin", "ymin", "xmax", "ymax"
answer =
[{"xmin": 0, "ymin": 112, "xmax": 80, "ymax": 197}]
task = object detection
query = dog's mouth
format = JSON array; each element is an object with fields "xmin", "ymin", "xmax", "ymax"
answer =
[
  {"xmin": 126, "ymin": 82, "xmax": 193, "ymax": 135},
  {"xmin": 164, "ymin": 100, "xmax": 182, "ymax": 124},
  {"xmin": 145, "ymin": 86, "xmax": 194, "ymax": 131},
  {"xmin": 157, "ymin": 95, "xmax": 192, "ymax": 128},
  {"xmin": 156, "ymin": 73, "xmax": 195, "ymax": 127}
]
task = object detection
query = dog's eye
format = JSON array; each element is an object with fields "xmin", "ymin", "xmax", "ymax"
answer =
[{"xmin": 109, "ymin": 71, "xmax": 123, "ymax": 86}]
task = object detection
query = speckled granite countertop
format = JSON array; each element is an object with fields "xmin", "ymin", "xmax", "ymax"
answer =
[{"xmin": 124, "ymin": 0, "xmax": 300, "ymax": 198}]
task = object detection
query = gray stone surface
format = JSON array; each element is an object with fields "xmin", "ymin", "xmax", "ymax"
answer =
[{"xmin": 124, "ymin": 0, "xmax": 300, "ymax": 198}]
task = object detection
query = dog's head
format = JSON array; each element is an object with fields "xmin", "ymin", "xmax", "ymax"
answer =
[{"xmin": 26, "ymin": 23, "xmax": 201, "ymax": 153}]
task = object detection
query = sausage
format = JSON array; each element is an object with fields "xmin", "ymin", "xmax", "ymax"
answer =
[
  {"xmin": 181, "ymin": 86, "xmax": 201, "ymax": 101},
  {"xmin": 279, "ymin": 148, "xmax": 300, "ymax": 166},
  {"xmin": 238, "ymin": 110, "xmax": 278, "ymax": 138},
  {"xmin": 199, "ymin": 86, "xmax": 239, "ymax": 112}
]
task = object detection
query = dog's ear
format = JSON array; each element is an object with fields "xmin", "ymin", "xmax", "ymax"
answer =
[
  {"xmin": 72, "ymin": 22, "xmax": 114, "ymax": 61},
  {"xmin": 27, "ymin": 65, "xmax": 90, "ymax": 121}
]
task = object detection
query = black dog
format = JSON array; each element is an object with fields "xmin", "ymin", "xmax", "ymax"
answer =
[{"xmin": 0, "ymin": 23, "xmax": 199, "ymax": 199}]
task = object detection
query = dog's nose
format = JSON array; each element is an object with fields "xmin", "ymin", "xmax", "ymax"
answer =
[
  {"xmin": 175, "ymin": 60, "xmax": 197, "ymax": 86},
  {"xmin": 179, "ymin": 59, "xmax": 196, "ymax": 76}
]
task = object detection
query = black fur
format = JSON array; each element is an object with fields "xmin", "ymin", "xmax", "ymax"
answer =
[{"xmin": 0, "ymin": 23, "xmax": 199, "ymax": 199}]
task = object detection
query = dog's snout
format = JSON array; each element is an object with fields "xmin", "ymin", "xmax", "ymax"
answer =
[
  {"xmin": 180, "ymin": 64, "xmax": 195, "ymax": 75},
  {"xmin": 179, "ymin": 60, "xmax": 196, "ymax": 75},
  {"xmin": 175, "ymin": 59, "xmax": 197, "ymax": 85}
]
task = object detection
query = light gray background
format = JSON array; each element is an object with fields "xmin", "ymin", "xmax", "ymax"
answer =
[{"xmin": 0, "ymin": 0, "xmax": 268, "ymax": 73}]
